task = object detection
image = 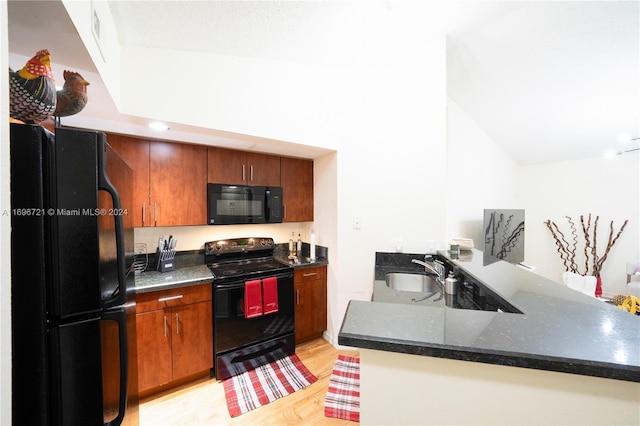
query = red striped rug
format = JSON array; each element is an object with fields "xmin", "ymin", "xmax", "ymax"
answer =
[
  {"xmin": 324, "ymin": 355, "xmax": 360, "ymax": 422},
  {"xmin": 222, "ymin": 353, "xmax": 317, "ymax": 417}
]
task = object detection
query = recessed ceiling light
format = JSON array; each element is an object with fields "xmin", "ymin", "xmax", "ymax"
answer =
[{"xmin": 147, "ymin": 121, "xmax": 171, "ymax": 131}]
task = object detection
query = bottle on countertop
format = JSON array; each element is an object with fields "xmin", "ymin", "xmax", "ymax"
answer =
[
  {"xmin": 290, "ymin": 231, "xmax": 296, "ymax": 256},
  {"xmin": 310, "ymin": 229, "xmax": 316, "ymax": 261},
  {"xmin": 297, "ymin": 233, "xmax": 302, "ymax": 257}
]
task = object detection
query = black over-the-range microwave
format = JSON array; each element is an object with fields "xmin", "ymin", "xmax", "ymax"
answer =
[{"xmin": 207, "ymin": 183, "xmax": 283, "ymax": 225}]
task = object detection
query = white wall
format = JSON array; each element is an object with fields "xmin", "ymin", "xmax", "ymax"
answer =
[
  {"xmin": 0, "ymin": 2, "xmax": 10, "ymax": 424},
  {"xmin": 447, "ymin": 96, "xmax": 640, "ymax": 297},
  {"xmin": 446, "ymin": 97, "xmax": 521, "ymax": 246},
  {"xmin": 521, "ymin": 156, "xmax": 639, "ymax": 296}
]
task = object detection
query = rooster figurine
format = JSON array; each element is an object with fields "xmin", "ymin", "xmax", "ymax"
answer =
[
  {"xmin": 54, "ymin": 70, "xmax": 90, "ymax": 121},
  {"xmin": 9, "ymin": 49, "xmax": 57, "ymax": 124}
]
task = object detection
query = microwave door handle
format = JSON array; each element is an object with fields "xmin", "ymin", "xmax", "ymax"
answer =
[
  {"xmin": 264, "ymin": 189, "xmax": 270, "ymax": 222},
  {"xmin": 98, "ymin": 146, "xmax": 127, "ymax": 309}
]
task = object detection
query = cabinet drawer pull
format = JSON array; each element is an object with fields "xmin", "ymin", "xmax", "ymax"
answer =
[
  {"xmin": 142, "ymin": 202, "xmax": 146, "ymax": 224},
  {"xmin": 296, "ymin": 289, "xmax": 300, "ymax": 305},
  {"xmin": 242, "ymin": 164, "xmax": 246, "ymax": 181},
  {"xmin": 175, "ymin": 313, "xmax": 179, "ymax": 335},
  {"xmin": 164, "ymin": 315, "xmax": 167, "ymax": 337},
  {"xmin": 158, "ymin": 295, "xmax": 183, "ymax": 302},
  {"xmin": 303, "ymin": 272, "xmax": 317, "ymax": 277},
  {"xmin": 250, "ymin": 165, "xmax": 254, "ymax": 182},
  {"xmin": 154, "ymin": 202, "xmax": 158, "ymax": 223}
]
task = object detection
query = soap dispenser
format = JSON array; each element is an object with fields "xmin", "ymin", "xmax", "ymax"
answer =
[{"xmin": 445, "ymin": 272, "xmax": 458, "ymax": 295}]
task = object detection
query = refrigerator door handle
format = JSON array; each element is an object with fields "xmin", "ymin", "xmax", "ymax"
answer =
[
  {"xmin": 98, "ymin": 144, "xmax": 128, "ymax": 309},
  {"xmin": 102, "ymin": 309, "xmax": 129, "ymax": 426}
]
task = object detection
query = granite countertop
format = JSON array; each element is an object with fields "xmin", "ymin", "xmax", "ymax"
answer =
[
  {"xmin": 134, "ymin": 249, "xmax": 328, "ymax": 294},
  {"xmin": 134, "ymin": 265, "xmax": 213, "ymax": 294},
  {"xmin": 338, "ymin": 249, "xmax": 640, "ymax": 383},
  {"xmin": 275, "ymin": 255, "xmax": 329, "ymax": 268}
]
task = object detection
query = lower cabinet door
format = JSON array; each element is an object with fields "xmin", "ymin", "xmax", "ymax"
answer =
[
  {"xmin": 171, "ymin": 301, "xmax": 213, "ymax": 380},
  {"xmin": 136, "ymin": 309, "xmax": 172, "ymax": 392},
  {"xmin": 294, "ymin": 282, "xmax": 310, "ymax": 343},
  {"xmin": 308, "ymin": 277, "xmax": 327, "ymax": 337}
]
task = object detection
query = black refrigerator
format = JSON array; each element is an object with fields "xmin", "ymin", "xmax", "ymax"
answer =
[{"xmin": 10, "ymin": 123, "xmax": 139, "ymax": 426}]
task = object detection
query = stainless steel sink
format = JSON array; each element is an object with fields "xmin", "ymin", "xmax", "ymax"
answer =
[{"xmin": 385, "ymin": 272, "xmax": 440, "ymax": 293}]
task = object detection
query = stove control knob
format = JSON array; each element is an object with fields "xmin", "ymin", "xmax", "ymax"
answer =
[
  {"xmin": 206, "ymin": 242, "xmax": 222, "ymax": 253},
  {"xmin": 261, "ymin": 239, "xmax": 273, "ymax": 247}
]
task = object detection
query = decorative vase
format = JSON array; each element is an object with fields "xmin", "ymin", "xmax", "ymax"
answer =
[{"xmin": 595, "ymin": 276, "xmax": 603, "ymax": 298}]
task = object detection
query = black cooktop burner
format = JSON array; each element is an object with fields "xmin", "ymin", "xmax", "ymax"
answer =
[
  {"xmin": 205, "ymin": 237, "xmax": 292, "ymax": 280},
  {"xmin": 208, "ymin": 257, "xmax": 291, "ymax": 280}
]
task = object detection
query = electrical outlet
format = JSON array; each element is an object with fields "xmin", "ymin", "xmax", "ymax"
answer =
[{"xmin": 353, "ymin": 216, "xmax": 361, "ymax": 230}]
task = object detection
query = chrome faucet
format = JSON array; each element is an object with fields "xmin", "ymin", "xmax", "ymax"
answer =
[
  {"xmin": 410, "ymin": 257, "xmax": 446, "ymax": 302},
  {"xmin": 411, "ymin": 258, "xmax": 445, "ymax": 284}
]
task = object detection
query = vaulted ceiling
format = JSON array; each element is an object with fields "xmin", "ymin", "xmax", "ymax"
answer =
[{"xmin": 7, "ymin": 1, "xmax": 639, "ymax": 164}]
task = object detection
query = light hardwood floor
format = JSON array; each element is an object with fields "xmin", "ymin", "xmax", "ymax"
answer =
[{"xmin": 139, "ymin": 338, "xmax": 359, "ymax": 425}]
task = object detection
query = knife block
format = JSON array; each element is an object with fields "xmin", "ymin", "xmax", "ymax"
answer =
[{"xmin": 156, "ymin": 248, "xmax": 176, "ymax": 273}]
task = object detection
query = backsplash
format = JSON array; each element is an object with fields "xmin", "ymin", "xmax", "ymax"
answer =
[
  {"xmin": 133, "ymin": 223, "xmax": 317, "ymax": 254},
  {"xmin": 275, "ymin": 243, "xmax": 328, "ymax": 261},
  {"xmin": 139, "ymin": 244, "xmax": 328, "ymax": 273}
]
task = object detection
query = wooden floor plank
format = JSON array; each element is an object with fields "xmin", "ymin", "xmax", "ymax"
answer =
[{"xmin": 139, "ymin": 338, "xmax": 359, "ymax": 425}]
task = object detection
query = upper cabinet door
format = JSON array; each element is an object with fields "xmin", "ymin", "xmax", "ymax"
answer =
[
  {"xmin": 207, "ymin": 147, "xmax": 246, "ymax": 185},
  {"xmin": 280, "ymin": 157, "xmax": 313, "ymax": 223},
  {"xmin": 246, "ymin": 152, "xmax": 281, "ymax": 187},
  {"xmin": 208, "ymin": 147, "xmax": 281, "ymax": 186},
  {"xmin": 106, "ymin": 134, "xmax": 150, "ymax": 228},
  {"xmin": 150, "ymin": 141, "xmax": 207, "ymax": 226}
]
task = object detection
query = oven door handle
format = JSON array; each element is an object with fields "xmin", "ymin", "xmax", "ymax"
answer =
[
  {"xmin": 214, "ymin": 282, "xmax": 246, "ymax": 291},
  {"xmin": 214, "ymin": 272, "xmax": 293, "ymax": 290}
]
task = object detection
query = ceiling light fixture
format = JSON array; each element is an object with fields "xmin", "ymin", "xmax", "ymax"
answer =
[
  {"xmin": 614, "ymin": 134, "xmax": 640, "ymax": 155},
  {"xmin": 617, "ymin": 147, "xmax": 640, "ymax": 155},
  {"xmin": 147, "ymin": 121, "xmax": 171, "ymax": 131},
  {"xmin": 617, "ymin": 133, "xmax": 639, "ymax": 143}
]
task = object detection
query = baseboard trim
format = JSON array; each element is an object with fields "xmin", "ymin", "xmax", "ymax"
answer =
[{"xmin": 322, "ymin": 330, "xmax": 357, "ymax": 351}]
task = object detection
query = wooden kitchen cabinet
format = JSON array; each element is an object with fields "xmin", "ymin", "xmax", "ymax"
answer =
[
  {"xmin": 150, "ymin": 141, "xmax": 207, "ymax": 226},
  {"xmin": 105, "ymin": 133, "xmax": 150, "ymax": 228},
  {"xmin": 281, "ymin": 157, "xmax": 314, "ymax": 222},
  {"xmin": 208, "ymin": 147, "xmax": 281, "ymax": 186},
  {"xmin": 135, "ymin": 283, "xmax": 213, "ymax": 395},
  {"xmin": 294, "ymin": 265, "xmax": 327, "ymax": 344},
  {"xmin": 107, "ymin": 134, "xmax": 208, "ymax": 226}
]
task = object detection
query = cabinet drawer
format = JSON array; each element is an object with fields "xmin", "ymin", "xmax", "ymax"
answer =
[
  {"xmin": 294, "ymin": 265, "xmax": 326, "ymax": 284},
  {"xmin": 136, "ymin": 283, "xmax": 212, "ymax": 314}
]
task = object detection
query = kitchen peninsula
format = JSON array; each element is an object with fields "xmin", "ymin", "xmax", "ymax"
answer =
[{"xmin": 339, "ymin": 249, "xmax": 640, "ymax": 425}]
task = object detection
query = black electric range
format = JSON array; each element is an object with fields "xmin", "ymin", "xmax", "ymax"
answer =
[{"xmin": 204, "ymin": 237, "xmax": 295, "ymax": 380}]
